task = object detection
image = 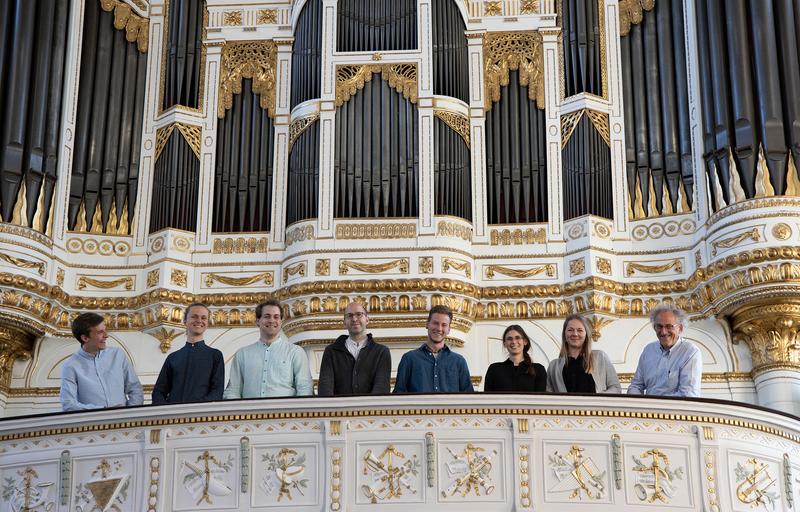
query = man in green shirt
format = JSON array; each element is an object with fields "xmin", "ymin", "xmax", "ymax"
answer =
[{"xmin": 223, "ymin": 299, "xmax": 313, "ymax": 398}]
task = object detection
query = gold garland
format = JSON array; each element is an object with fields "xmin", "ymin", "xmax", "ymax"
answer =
[
  {"xmin": 625, "ymin": 259, "xmax": 682, "ymax": 277},
  {"xmin": 434, "ymin": 111, "xmax": 471, "ymax": 148},
  {"xmin": 618, "ymin": 0, "xmax": 656, "ymax": 37},
  {"xmin": 339, "ymin": 259, "xmax": 409, "ymax": 275},
  {"xmin": 486, "ymin": 264, "xmax": 555, "ymax": 279},
  {"xmin": 100, "ymin": 0, "xmax": 149, "ymax": 53},
  {"xmin": 77, "ymin": 276, "xmax": 134, "ymax": 291},
  {"xmin": 335, "ymin": 64, "xmax": 418, "ymax": 107},
  {"xmin": 0, "ymin": 252, "xmax": 45, "ymax": 276},
  {"xmin": 218, "ymin": 41, "xmax": 278, "ymax": 118},
  {"xmin": 483, "ymin": 31, "xmax": 544, "ymax": 111},
  {"xmin": 204, "ymin": 272, "xmax": 274, "ymax": 288}
]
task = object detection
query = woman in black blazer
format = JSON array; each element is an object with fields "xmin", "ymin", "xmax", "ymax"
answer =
[{"xmin": 484, "ymin": 324, "xmax": 547, "ymax": 392}]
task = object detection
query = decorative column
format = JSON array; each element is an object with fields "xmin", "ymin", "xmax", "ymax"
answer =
[
  {"xmin": 467, "ymin": 31, "xmax": 488, "ymax": 243},
  {"xmin": 316, "ymin": 0, "xmax": 337, "ymax": 240},
  {"xmin": 0, "ymin": 326, "xmax": 36, "ymax": 413},
  {"xmin": 268, "ymin": 38, "xmax": 293, "ymax": 250},
  {"xmin": 540, "ymin": 28, "xmax": 563, "ymax": 240},
  {"xmin": 417, "ymin": 0, "xmax": 435, "ymax": 237},
  {"xmin": 731, "ymin": 301, "xmax": 800, "ymax": 415},
  {"xmin": 195, "ymin": 42, "xmax": 223, "ymax": 251}
]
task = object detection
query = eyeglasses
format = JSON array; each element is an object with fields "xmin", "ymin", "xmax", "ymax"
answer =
[
  {"xmin": 654, "ymin": 323, "xmax": 681, "ymax": 331},
  {"xmin": 345, "ymin": 312, "xmax": 366, "ymax": 320}
]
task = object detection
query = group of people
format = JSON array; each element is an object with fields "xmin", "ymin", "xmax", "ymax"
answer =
[{"xmin": 59, "ymin": 299, "xmax": 702, "ymax": 411}]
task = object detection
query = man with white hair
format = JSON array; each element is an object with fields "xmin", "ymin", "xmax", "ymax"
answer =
[{"xmin": 627, "ymin": 304, "xmax": 702, "ymax": 397}]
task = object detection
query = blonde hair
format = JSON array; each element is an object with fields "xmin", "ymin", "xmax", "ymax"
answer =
[{"xmin": 559, "ymin": 314, "xmax": 594, "ymax": 374}]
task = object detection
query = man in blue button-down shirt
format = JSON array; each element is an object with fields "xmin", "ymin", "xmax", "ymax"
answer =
[
  {"xmin": 393, "ymin": 305, "xmax": 473, "ymax": 393},
  {"xmin": 60, "ymin": 312, "xmax": 143, "ymax": 411},
  {"xmin": 627, "ymin": 304, "xmax": 702, "ymax": 397}
]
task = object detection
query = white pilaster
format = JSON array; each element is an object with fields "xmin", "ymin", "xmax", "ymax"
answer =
[
  {"xmin": 316, "ymin": 0, "xmax": 337, "ymax": 239},
  {"xmin": 268, "ymin": 39, "xmax": 294, "ymax": 249},
  {"xmin": 195, "ymin": 42, "xmax": 223, "ymax": 251},
  {"xmin": 541, "ymin": 28, "xmax": 564, "ymax": 240},
  {"xmin": 468, "ymin": 32, "xmax": 488, "ymax": 243},
  {"xmin": 418, "ymin": 0, "xmax": 435, "ymax": 236}
]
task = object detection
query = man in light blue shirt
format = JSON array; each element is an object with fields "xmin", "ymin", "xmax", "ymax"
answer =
[
  {"xmin": 627, "ymin": 304, "xmax": 702, "ymax": 397},
  {"xmin": 223, "ymin": 299, "xmax": 313, "ymax": 398},
  {"xmin": 60, "ymin": 312, "xmax": 143, "ymax": 411}
]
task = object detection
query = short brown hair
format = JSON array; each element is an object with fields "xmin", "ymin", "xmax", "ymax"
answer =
[
  {"xmin": 72, "ymin": 312, "xmax": 105, "ymax": 344},
  {"xmin": 183, "ymin": 303, "xmax": 210, "ymax": 322},
  {"xmin": 427, "ymin": 304, "xmax": 453, "ymax": 322},
  {"xmin": 256, "ymin": 299, "xmax": 283, "ymax": 319}
]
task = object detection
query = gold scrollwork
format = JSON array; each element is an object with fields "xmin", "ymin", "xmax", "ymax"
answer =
[
  {"xmin": 147, "ymin": 269, "xmax": 159, "ymax": 288},
  {"xmin": 711, "ymin": 227, "xmax": 761, "ymax": 256},
  {"xmin": 77, "ymin": 276, "xmax": 134, "ymax": 291},
  {"xmin": 485, "ymin": 264, "xmax": 555, "ymax": 279},
  {"xmin": 437, "ymin": 221, "xmax": 473, "ymax": 241},
  {"xmin": 340, "ymin": 259, "xmax": 409, "ymax": 275},
  {"xmin": 484, "ymin": 31, "xmax": 544, "ymax": 111},
  {"xmin": 625, "ymin": 259, "xmax": 682, "ymax": 277},
  {"xmin": 569, "ymin": 258, "xmax": 585, "ymax": 277},
  {"xmin": 223, "ymin": 10, "xmax": 242, "ymax": 25},
  {"xmin": 562, "ymin": 109, "xmax": 609, "ymax": 148},
  {"xmin": 286, "ymin": 225, "xmax": 314, "ymax": 245},
  {"xmin": 520, "ymin": 0, "xmax": 538, "ymax": 14},
  {"xmin": 484, "ymin": 1, "xmax": 502, "ymax": 16},
  {"xmin": 434, "ymin": 110, "xmax": 470, "ymax": 147},
  {"xmin": 218, "ymin": 41, "xmax": 278, "ymax": 119},
  {"xmin": 212, "ymin": 237, "xmax": 267, "ymax": 254},
  {"xmin": 490, "ymin": 227, "xmax": 545, "ymax": 245},
  {"xmin": 0, "ymin": 252, "xmax": 45, "ymax": 276},
  {"xmin": 731, "ymin": 302, "xmax": 800, "ymax": 371},
  {"xmin": 100, "ymin": 0, "xmax": 149, "ymax": 52},
  {"xmin": 170, "ymin": 269, "xmax": 188, "ymax": 287},
  {"xmin": 256, "ymin": 9, "xmax": 277, "ymax": 24},
  {"xmin": 150, "ymin": 327, "xmax": 182, "ymax": 354},
  {"xmin": 204, "ymin": 272, "xmax": 274, "ymax": 288},
  {"xmin": 315, "ymin": 259, "xmax": 330, "ymax": 276},
  {"xmin": 585, "ymin": 110, "xmax": 610, "ymax": 146},
  {"xmin": 442, "ymin": 258, "xmax": 471, "ymax": 279},
  {"xmin": 288, "ymin": 114, "xmax": 319, "ymax": 152},
  {"xmin": 283, "ymin": 262, "xmax": 306, "ymax": 284},
  {"xmin": 335, "ymin": 64, "xmax": 418, "ymax": 107},
  {"xmin": 618, "ymin": 0, "xmax": 656, "ymax": 37},
  {"xmin": 419, "ymin": 257, "xmax": 433, "ymax": 274},
  {"xmin": 335, "ymin": 223, "xmax": 416, "ymax": 239}
]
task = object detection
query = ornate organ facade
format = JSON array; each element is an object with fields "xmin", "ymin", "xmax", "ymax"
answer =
[{"xmin": 0, "ymin": 0, "xmax": 799, "ymax": 420}]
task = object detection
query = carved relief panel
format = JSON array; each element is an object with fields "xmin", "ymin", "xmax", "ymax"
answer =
[
  {"xmin": 624, "ymin": 444, "xmax": 694, "ymax": 508},
  {"xmin": 251, "ymin": 443, "xmax": 320, "ymax": 508},
  {"xmin": 173, "ymin": 448, "xmax": 238, "ymax": 510}
]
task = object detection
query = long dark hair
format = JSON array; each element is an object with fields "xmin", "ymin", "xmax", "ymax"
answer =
[{"xmin": 502, "ymin": 324, "xmax": 536, "ymax": 377}]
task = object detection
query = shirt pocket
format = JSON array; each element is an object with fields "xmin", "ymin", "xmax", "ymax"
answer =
[
  {"xmin": 666, "ymin": 369, "xmax": 680, "ymax": 389},
  {"xmin": 274, "ymin": 359, "xmax": 294, "ymax": 383}
]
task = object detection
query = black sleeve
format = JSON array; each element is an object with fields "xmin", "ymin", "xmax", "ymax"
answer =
[
  {"xmin": 371, "ymin": 345, "xmax": 391, "ymax": 394},
  {"xmin": 152, "ymin": 356, "xmax": 173, "ymax": 404},
  {"xmin": 484, "ymin": 363, "xmax": 498, "ymax": 392},
  {"xmin": 534, "ymin": 363, "xmax": 547, "ymax": 392},
  {"xmin": 205, "ymin": 350, "xmax": 225, "ymax": 401},
  {"xmin": 317, "ymin": 346, "xmax": 335, "ymax": 396}
]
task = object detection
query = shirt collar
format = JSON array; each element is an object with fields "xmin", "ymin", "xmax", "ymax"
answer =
[
  {"xmin": 185, "ymin": 340, "xmax": 206, "ymax": 348},
  {"xmin": 659, "ymin": 337, "xmax": 683, "ymax": 353},
  {"xmin": 261, "ymin": 333, "xmax": 286, "ymax": 348},
  {"xmin": 419, "ymin": 343, "xmax": 449, "ymax": 355},
  {"xmin": 78, "ymin": 346, "xmax": 101, "ymax": 359}
]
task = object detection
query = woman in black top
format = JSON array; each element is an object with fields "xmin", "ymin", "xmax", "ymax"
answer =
[{"xmin": 484, "ymin": 325, "xmax": 547, "ymax": 392}]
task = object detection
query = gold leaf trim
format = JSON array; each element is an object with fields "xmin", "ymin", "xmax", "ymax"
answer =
[
  {"xmin": 520, "ymin": 0, "xmax": 539, "ymax": 15},
  {"xmin": 486, "ymin": 264, "xmax": 555, "ymax": 279},
  {"xmin": 711, "ymin": 228, "xmax": 760, "ymax": 257},
  {"xmin": 483, "ymin": 31, "xmax": 544, "ymax": 112},
  {"xmin": 335, "ymin": 223, "xmax": 416, "ymax": 239},
  {"xmin": 561, "ymin": 110, "xmax": 585, "ymax": 148},
  {"xmin": 442, "ymin": 258, "xmax": 471, "ymax": 279},
  {"xmin": 585, "ymin": 110, "xmax": 610, "ymax": 146},
  {"xmin": 490, "ymin": 227, "xmax": 546, "ymax": 245},
  {"xmin": 175, "ymin": 123, "xmax": 201, "ymax": 159},
  {"xmin": 257, "ymin": 9, "xmax": 277, "ymax": 24},
  {"xmin": 154, "ymin": 125, "xmax": 175, "ymax": 162},
  {"xmin": 223, "ymin": 10, "xmax": 242, "ymax": 26},
  {"xmin": 283, "ymin": 262, "xmax": 306, "ymax": 284},
  {"xmin": 218, "ymin": 41, "xmax": 278, "ymax": 119},
  {"xmin": 288, "ymin": 114, "xmax": 319, "ymax": 152},
  {"xmin": 100, "ymin": 0, "xmax": 149, "ymax": 52},
  {"xmin": 335, "ymin": 64, "xmax": 418, "ymax": 108},
  {"xmin": 0, "ymin": 252, "xmax": 45, "ymax": 276},
  {"xmin": 618, "ymin": 0, "xmax": 655, "ymax": 37},
  {"xmin": 77, "ymin": 276, "xmax": 134, "ymax": 291},
  {"xmin": 204, "ymin": 272, "xmax": 274, "ymax": 287},
  {"xmin": 434, "ymin": 110, "xmax": 470, "ymax": 147},
  {"xmin": 624, "ymin": 259, "xmax": 682, "ymax": 277},
  {"xmin": 484, "ymin": 1, "xmax": 502, "ymax": 16},
  {"xmin": 339, "ymin": 259, "xmax": 409, "ymax": 275}
]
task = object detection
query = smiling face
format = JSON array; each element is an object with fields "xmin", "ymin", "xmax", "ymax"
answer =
[
  {"xmin": 425, "ymin": 312, "xmax": 451, "ymax": 351},
  {"xmin": 81, "ymin": 322, "xmax": 108, "ymax": 354},
  {"xmin": 503, "ymin": 329, "xmax": 528, "ymax": 359},
  {"xmin": 344, "ymin": 302, "xmax": 368, "ymax": 339},
  {"xmin": 184, "ymin": 305, "xmax": 209, "ymax": 341},
  {"xmin": 564, "ymin": 318, "xmax": 587, "ymax": 354},
  {"xmin": 653, "ymin": 310, "xmax": 684, "ymax": 349},
  {"xmin": 258, "ymin": 304, "xmax": 283, "ymax": 342}
]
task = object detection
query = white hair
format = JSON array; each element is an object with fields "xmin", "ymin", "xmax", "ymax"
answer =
[{"xmin": 649, "ymin": 303, "xmax": 688, "ymax": 328}]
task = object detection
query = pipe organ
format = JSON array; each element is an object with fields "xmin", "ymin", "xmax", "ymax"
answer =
[{"xmin": 0, "ymin": 0, "xmax": 799, "ymax": 421}]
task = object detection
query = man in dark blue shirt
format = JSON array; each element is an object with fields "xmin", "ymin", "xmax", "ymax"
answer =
[{"xmin": 393, "ymin": 305, "xmax": 473, "ymax": 393}]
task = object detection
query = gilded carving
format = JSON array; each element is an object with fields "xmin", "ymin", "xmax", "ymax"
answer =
[
  {"xmin": 283, "ymin": 262, "xmax": 306, "ymax": 284},
  {"xmin": 734, "ymin": 458, "xmax": 779, "ymax": 507},
  {"xmin": 99, "ymin": 0, "xmax": 149, "ymax": 52},
  {"xmin": 548, "ymin": 445, "xmax": 606, "ymax": 500},
  {"xmin": 519, "ymin": 444, "xmax": 531, "ymax": 507},
  {"xmin": 223, "ymin": 10, "xmax": 242, "ymax": 25},
  {"xmin": 0, "ymin": 466, "xmax": 56, "ymax": 511},
  {"xmin": 361, "ymin": 445, "xmax": 420, "ymax": 502},
  {"xmin": 66, "ymin": 236, "xmax": 131, "ymax": 256},
  {"xmin": 485, "ymin": 264, "xmax": 555, "ymax": 279},
  {"xmin": 588, "ymin": 316, "xmax": 612, "ymax": 341},
  {"xmin": 149, "ymin": 327, "xmax": 181, "ymax": 353},
  {"xmin": 419, "ymin": 257, "xmax": 433, "ymax": 274},
  {"xmin": 0, "ymin": 252, "xmax": 45, "ymax": 276},
  {"xmin": 618, "ymin": 0, "xmax": 656, "ymax": 37},
  {"xmin": 434, "ymin": 110, "xmax": 470, "ymax": 147},
  {"xmin": 625, "ymin": 259, "xmax": 682, "ymax": 277},
  {"xmin": 74, "ymin": 459, "xmax": 130, "ymax": 511},
  {"xmin": 490, "ymin": 227, "xmax": 545, "ymax": 245},
  {"xmin": 204, "ymin": 272, "xmax": 273, "ymax": 288},
  {"xmin": 340, "ymin": 259, "xmax": 409, "ymax": 275},
  {"xmin": 172, "ymin": 235, "xmax": 191, "ymax": 252},
  {"xmin": 147, "ymin": 458, "xmax": 160, "ymax": 512},
  {"xmin": 147, "ymin": 269, "xmax": 159, "ymax": 288},
  {"xmin": 442, "ymin": 258, "xmax": 471, "ymax": 279},
  {"xmin": 180, "ymin": 451, "xmax": 234, "ymax": 505},
  {"xmin": 569, "ymin": 258, "xmax": 585, "ymax": 277},
  {"xmin": 288, "ymin": 114, "xmax": 319, "ymax": 152},
  {"xmin": 0, "ymin": 326, "xmax": 35, "ymax": 392},
  {"xmin": 711, "ymin": 227, "xmax": 760, "ymax": 256},
  {"xmin": 441, "ymin": 443, "xmax": 497, "ymax": 498},
  {"xmin": 286, "ymin": 225, "xmax": 314, "ymax": 245},
  {"xmin": 212, "ymin": 237, "xmax": 268, "ymax": 254},
  {"xmin": 702, "ymin": 451, "xmax": 719, "ymax": 511},
  {"xmin": 520, "ymin": 0, "xmax": 538, "ymax": 14},
  {"xmin": 437, "ymin": 221, "xmax": 473, "ymax": 241},
  {"xmin": 336, "ymin": 223, "xmax": 415, "ymax": 239},
  {"xmin": 336, "ymin": 64, "xmax": 418, "ymax": 107},
  {"xmin": 77, "ymin": 276, "xmax": 134, "ymax": 291},
  {"xmin": 261, "ymin": 448, "xmax": 310, "ymax": 501},
  {"xmin": 483, "ymin": 31, "xmax": 544, "ymax": 111},
  {"xmin": 562, "ymin": 109, "xmax": 610, "ymax": 148},
  {"xmin": 484, "ymin": 1, "xmax": 502, "ymax": 16},
  {"xmin": 631, "ymin": 448, "xmax": 684, "ymax": 504},
  {"xmin": 256, "ymin": 9, "xmax": 277, "ymax": 24},
  {"xmin": 585, "ymin": 110, "xmax": 610, "ymax": 146},
  {"xmin": 218, "ymin": 41, "xmax": 278, "ymax": 118},
  {"xmin": 56, "ymin": 268, "xmax": 65, "ymax": 286},
  {"xmin": 330, "ymin": 448, "xmax": 342, "ymax": 511},
  {"xmin": 316, "ymin": 259, "xmax": 330, "ymax": 276},
  {"xmin": 772, "ymin": 223, "xmax": 792, "ymax": 241},
  {"xmin": 731, "ymin": 302, "xmax": 800, "ymax": 372},
  {"xmin": 171, "ymin": 269, "xmax": 188, "ymax": 287}
]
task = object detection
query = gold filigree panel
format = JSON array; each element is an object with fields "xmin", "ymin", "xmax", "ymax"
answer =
[
  {"xmin": 490, "ymin": 227, "xmax": 545, "ymax": 245},
  {"xmin": 288, "ymin": 114, "xmax": 319, "ymax": 152},
  {"xmin": 483, "ymin": 31, "xmax": 544, "ymax": 111},
  {"xmin": 434, "ymin": 110, "xmax": 470, "ymax": 148},
  {"xmin": 335, "ymin": 223, "xmax": 416, "ymax": 239},
  {"xmin": 154, "ymin": 123, "xmax": 201, "ymax": 161},
  {"xmin": 335, "ymin": 64, "xmax": 418, "ymax": 107},
  {"xmin": 100, "ymin": 0, "xmax": 149, "ymax": 52},
  {"xmin": 218, "ymin": 41, "xmax": 278, "ymax": 118},
  {"xmin": 561, "ymin": 109, "xmax": 609, "ymax": 148},
  {"xmin": 619, "ymin": 0, "xmax": 656, "ymax": 37}
]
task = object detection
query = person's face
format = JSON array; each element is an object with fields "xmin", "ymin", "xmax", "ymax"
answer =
[
  {"xmin": 184, "ymin": 306, "xmax": 209, "ymax": 338},
  {"xmin": 503, "ymin": 329, "xmax": 528, "ymax": 357},
  {"xmin": 81, "ymin": 322, "xmax": 108, "ymax": 354},
  {"xmin": 653, "ymin": 311, "xmax": 684, "ymax": 349},
  {"xmin": 258, "ymin": 305, "xmax": 282, "ymax": 339},
  {"xmin": 426, "ymin": 313, "xmax": 451, "ymax": 347},
  {"xmin": 564, "ymin": 319, "xmax": 587, "ymax": 352},
  {"xmin": 344, "ymin": 303, "xmax": 368, "ymax": 337}
]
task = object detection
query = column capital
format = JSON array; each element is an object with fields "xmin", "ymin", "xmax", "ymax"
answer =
[
  {"xmin": 0, "ymin": 324, "xmax": 37, "ymax": 392},
  {"xmin": 731, "ymin": 301, "xmax": 800, "ymax": 374}
]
